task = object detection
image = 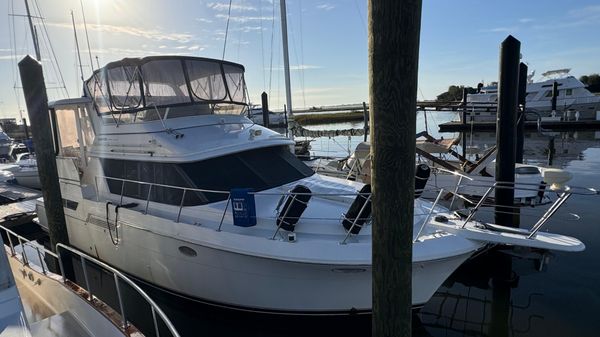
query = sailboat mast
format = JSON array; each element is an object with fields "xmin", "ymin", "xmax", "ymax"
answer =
[
  {"xmin": 279, "ymin": 0, "xmax": 293, "ymax": 118},
  {"xmin": 23, "ymin": 0, "xmax": 41, "ymax": 61}
]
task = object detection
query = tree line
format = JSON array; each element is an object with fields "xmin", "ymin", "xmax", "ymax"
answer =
[{"xmin": 436, "ymin": 73, "xmax": 600, "ymax": 102}]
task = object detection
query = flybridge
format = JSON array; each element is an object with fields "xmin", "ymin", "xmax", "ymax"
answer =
[{"xmin": 84, "ymin": 56, "xmax": 248, "ymax": 123}]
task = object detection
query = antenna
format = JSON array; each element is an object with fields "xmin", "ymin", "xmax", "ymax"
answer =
[
  {"xmin": 80, "ymin": 0, "xmax": 95, "ymax": 72},
  {"xmin": 71, "ymin": 10, "xmax": 85, "ymax": 81}
]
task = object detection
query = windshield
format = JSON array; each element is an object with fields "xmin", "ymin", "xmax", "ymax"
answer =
[{"xmin": 86, "ymin": 56, "xmax": 248, "ymax": 123}]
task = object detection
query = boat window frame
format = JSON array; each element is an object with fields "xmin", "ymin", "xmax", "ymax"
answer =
[{"xmin": 85, "ymin": 57, "xmax": 248, "ymax": 124}]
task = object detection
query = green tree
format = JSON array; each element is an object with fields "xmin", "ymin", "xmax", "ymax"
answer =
[
  {"xmin": 580, "ymin": 74, "xmax": 600, "ymax": 93},
  {"xmin": 436, "ymin": 85, "xmax": 477, "ymax": 102}
]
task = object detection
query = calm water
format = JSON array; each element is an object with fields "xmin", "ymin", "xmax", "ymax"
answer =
[{"xmin": 43, "ymin": 111, "xmax": 600, "ymax": 336}]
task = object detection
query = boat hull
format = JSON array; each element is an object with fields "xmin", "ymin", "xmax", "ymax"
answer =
[{"xmin": 64, "ymin": 205, "xmax": 475, "ymax": 315}]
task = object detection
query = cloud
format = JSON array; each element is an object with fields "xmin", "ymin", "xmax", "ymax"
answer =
[
  {"xmin": 207, "ymin": 2, "xmax": 257, "ymax": 12},
  {"xmin": 0, "ymin": 55, "xmax": 23, "ymax": 61},
  {"xmin": 316, "ymin": 3, "xmax": 335, "ymax": 11},
  {"xmin": 479, "ymin": 26, "xmax": 517, "ymax": 33},
  {"xmin": 519, "ymin": 18, "xmax": 534, "ymax": 23},
  {"xmin": 195, "ymin": 18, "xmax": 213, "ymax": 24},
  {"xmin": 568, "ymin": 5, "xmax": 600, "ymax": 19},
  {"xmin": 46, "ymin": 22, "xmax": 193, "ymax": 43},
  {"xmin": 269, "ymin": 64, "xmax": 323, "ymax": 71},
  {"xmin": 214, "ymin": 14, "xmax": 273, "ymax": 23},
  {"xmin": 85, "ymin": 48, "xmax": 191, "ymax": 57}
]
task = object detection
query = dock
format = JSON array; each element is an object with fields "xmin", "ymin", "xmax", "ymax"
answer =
[{"xmin": 439, "ymin": 120, "xmax": 600, "ymax": 132}]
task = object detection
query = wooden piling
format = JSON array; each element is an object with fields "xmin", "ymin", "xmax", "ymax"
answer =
[
  {"xmin": 551, "ymin": 81, "xmax": 558, "ymax": 113},
  {"xmin": 261, "ymin": 92, "xmax": 270, "ymax": 128},
  {"xmin": 18, "ymin": 55, "xmax": 69, "ymax": 251},
  {"xmin": 495, "ymin": 36, "xmax": 520, "ymax": 227},
  {"xmin": 369, "ymin": 0, "xmax": 422, "ymax": 336},
  {"xmin": 362, "ymin": 102, "xmax": 369, "ymax": 142},
  {"xmin": 516, "ymin": 63, "xmax": 527, "ymax": 164},
  {"xmin": 22, "ymin": 118, "xmax": 30, "ymax": 140}
]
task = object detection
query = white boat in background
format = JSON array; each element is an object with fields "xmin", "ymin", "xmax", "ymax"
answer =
[
  {"xmin": 309, "ymin": 141, "xmax": 572, "ymax": 207},
  {"xmin": 248, "ymin": 106, "xmax": 287, "ymax": 126},
  {"xmin": 466, "ymin": 69, "xmax": 600, "ymax": 121},
  {"xmin": 11, "ymin": 153, "xmax": 40, "ymax": 190},
  {"xmin": 0, "ymin": 153, "xmax": 41, "ymax": 190},
  {"xmin": 0, "ymin": 129, "xmax": 13, "ymax": 160}
]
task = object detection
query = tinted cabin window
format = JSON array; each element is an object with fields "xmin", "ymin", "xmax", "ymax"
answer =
[{"xmin": 101, "ymin": 146, "xmax": 313, "ymax": 206}]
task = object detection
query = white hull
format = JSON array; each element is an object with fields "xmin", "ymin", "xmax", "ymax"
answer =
[
  {"xmin": 62, "ymin": 197, "xmax": 479, "ymax": 314},
  {"xmin": 12, "ymin": 169, "xmax": 40, "ymax": 189}
]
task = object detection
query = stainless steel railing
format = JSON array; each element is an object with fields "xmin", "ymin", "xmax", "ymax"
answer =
[{"xmin": 0, "ymin": 224, "xmax": 181, "ymax": 337}]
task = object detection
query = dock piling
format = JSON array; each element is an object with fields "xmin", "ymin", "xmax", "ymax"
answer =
[
  {"xmin": 362, "ymin": 102, "xmax": 369, "ymax": 142},
  {"xmin": 551, "ymin": 81, "xmax": 558, "ymax": 114},
  {"xmin": 261, "ymin": 92, "xmax": 270, "ymax": 128},
  {"xmin": 18, "ymin": 55, "xmax": 70, "ymax": 250},
  {"xmin": 369, "ymin": 0, "xmax": 422, "ymax": 335},
  {"xmin": 516, "ymin": 63, "xmax": 528, "ymax": 164},
  {"xmin": 495, "ymin": 36, "xmax": 520, "ymax": 227}
]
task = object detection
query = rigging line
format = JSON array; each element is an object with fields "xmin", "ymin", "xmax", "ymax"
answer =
[
  {"xmin": 298, "ymin": 0, "xmax": 306, "ymax": 108},
  {"xmin": 34, "ymin": 14, "xmax": 64, "ymax": 96},
  {"xmin": 9, "ymin": 0, "xmax": 23, "ymax": 113},
  {"xmin": 259, "ymin": 0, "xmax": 265, "ymax": 89},
  {"xmin": 71, "ymin": 10, "xmax": 85, "ymax": 82},
  {"xmin": 221, "ymin": 0, "xmax": 233, "ymax": 60},
  {"xmin": 268, "ymin": 0, "xmax": 276, "ymax": 98},
  {"xmin": 32, "ymin": 0, "xmax": 69, "ymax": 97},
  {"xmin": 80, "ymin": 0, "xmax": 95, "ymax": 72},
  {"xmin": 353, "ymin": 0, "xmax": 367, "ymax": 34},
  {"xmin": 287, "ymin": 7, "xmax": 303, "ymax": 107}
]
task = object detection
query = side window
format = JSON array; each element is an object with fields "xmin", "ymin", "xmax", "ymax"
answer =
[
  {"xmin": 101, "ymin": 159, "xmax": 204, "ymax": 206},
  {"xmin": 54, "ymin": 107, "xmax": 80, "ymax": 158}
]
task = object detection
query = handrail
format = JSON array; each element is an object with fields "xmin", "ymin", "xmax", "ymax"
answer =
[
  {"xmin": 56, "ymin": 243, "xmax": 181, "ymax": 337},
  {"xmin": 0, "ymin": 223, "xmax": 180, "ymax": 337}
]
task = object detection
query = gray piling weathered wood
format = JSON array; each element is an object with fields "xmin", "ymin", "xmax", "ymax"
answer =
[
  {"xmin": 369, "ymin": 0, "xmax": 422, "ymax": 336},
  {"xmin": 547, "ymin": 137, "xmax": 555, "ymax": 166},
  {"xmin": 261, "ymin": 92, "xmax": 270, "ymax": 128},
  {"xmin": 551, "ymin": 81, "xmax": 558, "ymax": 113},
  {"xmin": 516, "ymin": 63, "xmax": 528, "ymax": 164},
  {"xmin": 22, "ymin": 118, "xmax": 30, "ymax": 140},
  {"xmin": 495, "ymin": 36, "xmax": 520, "ymax": 227},
  {"xmin": 363, "ymin": 102, "xmax": 369, "ymax": 142},
  {"xmin": 18, "ymin": 55, "xmax": 69, "ymax": 250}
]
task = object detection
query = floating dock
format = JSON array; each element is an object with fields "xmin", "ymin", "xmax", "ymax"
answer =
[{"xmin": 439, "ymin": 120, "xmax": 600, "ymax": 132}]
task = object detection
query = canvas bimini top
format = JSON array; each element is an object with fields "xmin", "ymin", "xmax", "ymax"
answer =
[{"xmin": 84, "ymin": 56, "xmax": 248, "ymax": 123}]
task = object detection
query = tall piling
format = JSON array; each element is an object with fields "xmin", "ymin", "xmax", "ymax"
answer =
[
  {"xmin": 495, "ymin": 36, "xmax": 520, "ymax": 227},
  {"xmin": 261, "ymin": 92, "xmax": 270, "ymax": 128},
  {"xmin": 363, "ymin": 102, "xmax": 369, "ymax": 142},
  {"xmin": 369, "ymin": 0, "xmax": 422, "ymax": 336},
  {"xmin": 18, "ymin": 56, "xmax": 69, "ymax": 251},
  {"xmin": 516, "ymin": 63, "xmax": 527, "ymax": 164},
  {"xmin": 551, "ymin": 81, "xmax": 558, "ymax": 114}
]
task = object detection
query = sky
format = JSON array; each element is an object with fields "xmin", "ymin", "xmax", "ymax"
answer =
[{"xmin": 0, "ymin": 0, "xmax": 599, "ymax": 120}]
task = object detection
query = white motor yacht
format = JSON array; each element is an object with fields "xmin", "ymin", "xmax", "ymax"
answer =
[
  {"xmin": 11, "ymin": 153, "xmax": 40, "ymax": 190},
  {"xmin": 466, "ymin": 69, "xmax": 600, "ymax": 121},
  {"xmin": 39, "ymin": 56, "xmax": 583, "ymax": 315}
]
